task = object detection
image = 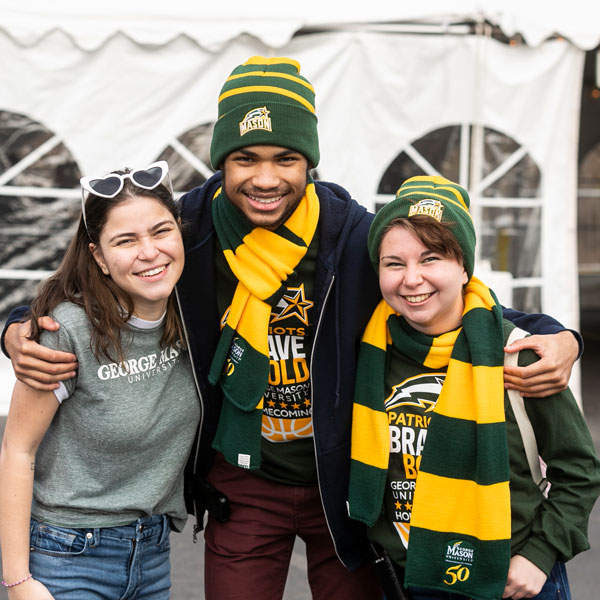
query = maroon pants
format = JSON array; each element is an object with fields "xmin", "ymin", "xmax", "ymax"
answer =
[{"xmin": 204, "ymin": 453, "xmax": 382, "ymax": 600}]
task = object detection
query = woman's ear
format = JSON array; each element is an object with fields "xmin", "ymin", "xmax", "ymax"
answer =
[
  {"xmin": 462, "ymin": 268, "xmax": 469, "ymax": 286},
  {"xmin": 89, "ymin": 243, "xmax": 109, "ymax": 275}
]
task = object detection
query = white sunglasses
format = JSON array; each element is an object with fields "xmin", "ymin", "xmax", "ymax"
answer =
[{"xmin": 80, "ymin": 161, "xmax": 172, "ymax": 230}]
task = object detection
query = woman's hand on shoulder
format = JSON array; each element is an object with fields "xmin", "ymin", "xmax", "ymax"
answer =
[{"xmin": 502, "ymin": 555, "xmax": 547, "ymax": 599}]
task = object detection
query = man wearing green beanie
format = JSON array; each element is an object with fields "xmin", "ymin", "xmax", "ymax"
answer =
[
  {"xmin": 1, "ymin": 56, "xmax": 583, "ymax": 600},
  {"xmin": 180, "ymin": 55, "xmax": 386, "ymax": 599},
  {"xmin": 210, "ymin": 55, "xmax": 320, "ymax": 170}
]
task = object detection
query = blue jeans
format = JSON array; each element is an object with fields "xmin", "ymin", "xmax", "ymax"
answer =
[
  {"xmin": 29, "ymin": 514, "xmax": 172, "ymax": 599},
  {"xmin": 407, "ymin": 562, "xmax": 571, "ymax": 600}
]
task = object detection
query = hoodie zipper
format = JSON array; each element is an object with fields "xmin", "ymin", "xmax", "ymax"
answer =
[
  {"xmin": 175, "ymin": 285, "xmax": 205, "ymax": 543},
  {"xmin": 309, "ymin": 273, "xmax": 350, "ymax": 567}
]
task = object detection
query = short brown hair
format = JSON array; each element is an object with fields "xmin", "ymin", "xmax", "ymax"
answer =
[{"xmin": 379, "ymin": 215, "xmax": 465, "ymax": 267}]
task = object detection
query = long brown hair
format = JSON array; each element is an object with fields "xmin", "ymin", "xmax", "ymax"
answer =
[{"xmin": 29, "ymin": 174, "xmax": 184, "ymax": 363}]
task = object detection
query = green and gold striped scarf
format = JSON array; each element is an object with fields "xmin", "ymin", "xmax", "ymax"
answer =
[
  {"xmin": 348, "ymin": 278, "xmax": 511, "ymax": 600},
  {"xmin": 209, "ymin": 181, "xmax": 319, "ymax": 469}
]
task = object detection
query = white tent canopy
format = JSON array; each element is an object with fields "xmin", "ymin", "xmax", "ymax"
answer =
[
  {"xmin": 1, "ymin": 2, "xmax": 596, "ymax": 407},
  {"xmin": 2, "ymin": 1, "xmax": 600, "ymax": 50}
]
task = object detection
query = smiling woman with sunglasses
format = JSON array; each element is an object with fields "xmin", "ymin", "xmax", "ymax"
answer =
[{"xmin": 0, "ymin": 162, "xmax": 200, "ymax": 599}]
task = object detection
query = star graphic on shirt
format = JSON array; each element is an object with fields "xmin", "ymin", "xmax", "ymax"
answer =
[
  {"xmin": 270, "ymin": 284, "xmax": 314, "ymax": 326},
  {"xmin": 395, "ymin": 500, "xmax": 402, "ymax": 510},
  {"xmin": 279, "ymin": 401, "xmax": 287, "ymax": 409},
  {"xmin": 405, "ymin": 502, "xmax": 412, "ymax": 511},
  {"xmin": 267, "ymin": 400, "xmax": 276, "ymax": 407},
  {"xmin": 304, "ymin": 399, "xmax": 311, "ymax": 407},
  {"xmin": 292, "ymin": 403, "xmax": 300, "ymax": 409}
]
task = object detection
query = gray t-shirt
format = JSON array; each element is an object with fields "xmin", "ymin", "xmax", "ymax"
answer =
[{"xmin": 32, "ymin": 302, "xmax": 200, "ymax": 531}]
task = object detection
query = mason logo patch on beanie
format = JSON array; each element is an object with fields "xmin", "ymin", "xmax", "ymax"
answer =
[
  {"xmin": 210, "ymin": 56, "xmax": 320, "ymax": 169},
  {"xmin": 408, "ymin": 198, "xmax": 444, "ymax": 222},
  {"xmin": 239, "ymin": 107, "xmax": 272, "ymax": 136}
]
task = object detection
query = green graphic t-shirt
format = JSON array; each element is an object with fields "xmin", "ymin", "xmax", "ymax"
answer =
[
  {"xmin": 369, "ymin": 344, "xmax": 447, "ymax": 566},
  {"xmin": 215, "ymin": 231, "xmax": 318, "ymax": 485}
]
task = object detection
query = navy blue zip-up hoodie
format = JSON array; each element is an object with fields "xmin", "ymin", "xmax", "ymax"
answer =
[{"xmin": 176, "ymin": 172, "xmax": 381, "ymax": 569}]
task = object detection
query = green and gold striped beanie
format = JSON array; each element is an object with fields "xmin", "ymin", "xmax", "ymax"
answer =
[
  {"xmin": 210, "ymin": 56, "xmax": 320, "ymax": 169},
  {"xmin": 368, "ymin": 175, "xmax": 476, "ymax": 280}
]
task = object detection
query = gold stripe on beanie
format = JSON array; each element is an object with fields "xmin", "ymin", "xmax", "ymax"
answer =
[
  {"xmin": 218, "ymin": 85, "xmax": 316, "ymax": 113},
  {"xmin": 225, "ymin": 71, "xmax": 316, "ymax": 93},
  {"xmin": 397, "ymin": 186, "xmax": 473, "ymax": 221},
  {"xmin": 243, "ymin": 56, "xmax": 300, "ymax": 69}
]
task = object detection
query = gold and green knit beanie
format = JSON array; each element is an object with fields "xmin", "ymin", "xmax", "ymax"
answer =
[
  {"xmin": 368, "ymin": 175, "xmax": 476, "ymax": 280},
  {"xmin": 210, "ymin": 56, "xmax": 320, "ymax": 169}
]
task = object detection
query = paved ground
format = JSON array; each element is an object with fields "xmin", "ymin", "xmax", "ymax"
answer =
[{"xmin": 1, "ymin": 323, "xmax": 599, "ymax": 599}]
